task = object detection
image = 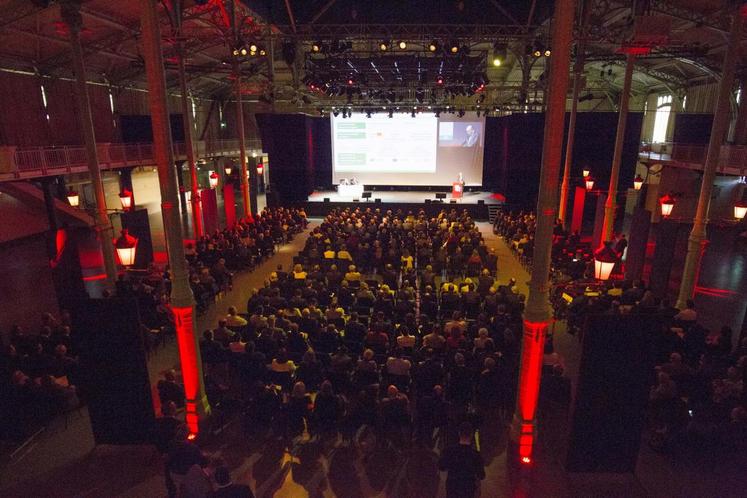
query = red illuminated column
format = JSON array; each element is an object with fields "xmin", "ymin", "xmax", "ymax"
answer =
[
  {"xmin": 510, "ymin": 0, "xmax": 575, "ymax": 466},
  {"xmin": 676, "ymin": 9, "xmax": 742, "ymax": 309},
  {"xmin": 141, "ymin": 0, "xmax": 210, "ymax": 434}
]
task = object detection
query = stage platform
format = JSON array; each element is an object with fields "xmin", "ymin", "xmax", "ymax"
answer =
[{"xmin": 303, "ymin": 190, "xmax": 504, "ymax": 220}]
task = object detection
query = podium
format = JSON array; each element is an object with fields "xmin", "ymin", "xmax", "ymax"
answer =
[{"xmin": 452, "ymin": 182, "xmax": 464, "ymax": 199}]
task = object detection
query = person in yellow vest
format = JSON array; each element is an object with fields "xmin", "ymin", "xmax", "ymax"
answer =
[
  {"xmin": 401, "ymin": 249, "xmax": 414, "ymax": 270},
  {"xmin": 337, "ymin": 245, "xmax": 353, "ymax": 261},
  {"xmin": 344, "ymin": 264, "xmax": 361, "ymax": 282},
  {"xmin": 323, "ymin": 246, "xmax": 336, "ymax": 259},
  {"xmin": 293, "ymin": 264, "xmax": 307, "ymax": 280}
]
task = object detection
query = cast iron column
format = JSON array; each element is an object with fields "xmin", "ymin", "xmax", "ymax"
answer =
[
  {"xmin": 140, "ymin": 0, "xmax": 210, "ymax": 433},
  {"xmin": 61, "ymin": 0, "xmax": 117, "ymax": 288},
  {"xmin": 601, "ymin": 52, "xmax": 635, "ymax": 242},
  {"xmin": 510, "ymin": 0, "xmax": 575, "ymax": 466},
  {"xmin": 558, "ymin": 38, "xmax": 585, "ymax": 225},
  {"xmin": 175, "ymin": 10, "xmax": 203, "ymax": 237},
  {"xmin": 235, "ymin": 63, "xmax": 251, "ymax": 218},
  {"xmin": 676, "ymin": 11, "xmax": 743, "ymax": 309}
]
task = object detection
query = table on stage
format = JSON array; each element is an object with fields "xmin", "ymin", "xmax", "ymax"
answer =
[{"xmin": 337, "ymin": 184, "xmax": 364, "ymax": 198}]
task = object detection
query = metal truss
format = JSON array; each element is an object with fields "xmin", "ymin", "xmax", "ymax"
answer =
[{"xmin": 263, "ymin": 23, "xmax": 538, "ymax": 42}]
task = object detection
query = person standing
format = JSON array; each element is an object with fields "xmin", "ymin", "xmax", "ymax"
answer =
[{"xmin": 438, "ymin": 422, "xmax": 485, "ymax": 498}]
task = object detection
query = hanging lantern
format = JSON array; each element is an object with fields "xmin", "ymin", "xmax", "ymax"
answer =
[
  {"xmin": 734, "ymin": 200, "xmax": 747, "ymax": 220},
  {"xmin": 593, "ymin": 242, "xmax": 618, "ymax": 281},
  {"xmin": 113, "ymin": 229, "xmax": 138, "ymax": 267},
  {"xmin": 659, "ymin": 194, "xmax": 676, "ymax": 218},
  {"xmin": 119, "ymin": 189, "xmax": 133, "ymax": 210},
  {"xmin": 208, "ymin": 171, "xmax": 219, "ymax": 189},
  {"xmin": 224, "ymin": 164, "xmax": 233, "ymax": 176},
  {"xmin": 66, "ymin": 188, "xmax": 80, "ymax": 207},
  {"xmin": 585, "ymin": 176, "xmax": 595, "ymax": 192},
  {"xmin": 633, "ymin": 174, "xmax": 644, "ymax": 191},
  {"xmin": 256, "ymin": 162, "xmax": 264, "ymax": 176},
  {"xmin": 582, "ymin": 167, "xmax": 591, "ymax": 178}
]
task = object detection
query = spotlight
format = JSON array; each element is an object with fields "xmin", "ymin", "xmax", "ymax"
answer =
[
  {"xmin": 379, "ymin": 40, "xmax": 389, "ymax": 51},
  {"xmin": 398, "ymin": 40, "xmax": 407, "ymax": 50},
  {"xmin": 457, "ymin": 109, "xmax": 465, "ymax": 117},
  {"xmin": 492, "ymin": 42, "xmax": 507, "ymax": 67},
  {"xmin": 434, "ymin": 108, "xmax": 441, "ymax": 117},
  {"xmin": 544, "ymin": 48, "xmax": 551, "ymax": 57},
  {"xmin": 365, "ymin": 109, "xmax": 372, "ymax": 118},
  {"xmin": 333, "ymin": 109, "xmax": 340, "ymax": 117},
  {"xmin": 411, "ymin": 109, "xmax": 416, "ymax": 118},
  {"xmin": 436, "ymin": 74, "xmax": 444, "ymax": 85},
  {"xmin": 449, "ymin": 40, "xmax": 459, "ymax": 54},
  {"xmin": 428, "ymin": 40, "xmax": 439, "ymax": 52},
  {"xmin": 249, "ymin": 43, "xmax": 258, "ymax": 53},
  {"xmin": 240, "ymin": 47, "xmax": 248, "ymax": 56},
  {"xmin": 347, "ymin": 75, "xmax": 355, "ymax": 86},
  {"xmin": 388, "ymin": 109, "xmax": 394, "ymax": 118},
  {"xmin": 259, "ymin": 48, "xmax": 267, "ymax": 56},
  {"xmin": 532, "ymin": 40, "xmax": 546, "ymax": 58},
  {"xmin": 232, "ymin": 48, "xmax": 240, "ymax": 56},
  {"xmin": 312, "ymin": 41, "xmax": 322, "ymax": 53}
]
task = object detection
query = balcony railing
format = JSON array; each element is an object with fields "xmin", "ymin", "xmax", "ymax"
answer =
[
  {"xmin": 2, "ymin": 138, "xmax": 262, "ymax": 179},
  {"xmin": 639, "ymin": 142, "xmax": 747, "ymax": 174}
]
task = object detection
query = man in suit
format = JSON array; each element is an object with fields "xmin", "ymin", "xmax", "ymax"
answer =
[{"xmin": 462, "ymin": 125, "xmax": 480, "ymax": 147}]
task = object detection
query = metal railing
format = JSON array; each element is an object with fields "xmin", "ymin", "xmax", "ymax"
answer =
[
  {"xmin": 9, "ymin": 138, "xmax": 262, "ymax": 177},
  {"xmin": 639, "ymin": 142, "xmax": 747, "ymax": 172}
]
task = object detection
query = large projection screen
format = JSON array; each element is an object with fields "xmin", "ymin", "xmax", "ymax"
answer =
[{"xmin": 331, "ymin": 112, "xmax": 485, "ymax": 186}]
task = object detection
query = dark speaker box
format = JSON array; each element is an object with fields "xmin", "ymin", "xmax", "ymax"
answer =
[
  {"xmin": 375, "ymin": 198, "xmax": 381, "ymax": 203},
  {"xmin": 323, "ymin": 198, "xmax": 330, "ymax": 203},
  {"xmin": 566, "ymin": 313, "xmax": 658, "ymax": 472},
  {"xmin": 353, "ymin": 198, "xmax": 359, "ymax": 202},
  {"xmin": 425, "ymin": 199, "xmax": 431, "ymax": 204},
  {"xmin": 71, "ymin": 298, "xmax": 156, "ymax": 445},
  {"xmin": 450, "ymin": 199, "xmax": 457, "ymax": 204},
  {"xmin": 477, "ymin": 200, "xmax": 485, "ymax": 205}
]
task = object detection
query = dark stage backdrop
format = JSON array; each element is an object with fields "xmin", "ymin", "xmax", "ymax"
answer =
[
  {"xmin": 483, "ymin": 112, "xmax": 644, "ymax": 210},
  {"xmin": 257, "ymin": 112, "xmax": 643, "ymax": 207},
  {"xmin": 673, "ymin": 114, "xmax": 713, "ymax": 144}
]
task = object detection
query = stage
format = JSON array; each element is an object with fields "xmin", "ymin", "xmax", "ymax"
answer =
[{"xmin": 302, "ymin": 189, "xmax": 504, "ymax": 220}]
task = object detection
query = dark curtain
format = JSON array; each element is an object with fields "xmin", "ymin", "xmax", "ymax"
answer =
[{"xmin": 673, "ymin": 114, "xmax": 713, "ymax": 144}]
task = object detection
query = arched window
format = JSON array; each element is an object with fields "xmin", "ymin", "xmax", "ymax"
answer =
[{"xmin": 651, "ymin": 94, "xmax": 672, "ymax": 143}]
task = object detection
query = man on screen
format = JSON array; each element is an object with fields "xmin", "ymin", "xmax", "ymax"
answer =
[{"xmin": 462, "ymin": 125, "xmax": 480, "ymax": 147}]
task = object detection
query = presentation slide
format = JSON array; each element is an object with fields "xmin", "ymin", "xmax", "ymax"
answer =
[{"xmin": 331, "ymin": 112, "xmax": 485, "ymax": 186}]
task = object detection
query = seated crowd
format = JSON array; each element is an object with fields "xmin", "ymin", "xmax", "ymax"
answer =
[
  {"xmin": 181, "ymin": 207, "xmax": 539, "ymax": 455},
  {"xmin": 0, "ymin": 207, "xmax": 306, "ymax": 442},
  {"xmin": 495, "ymin": 208, "xmax": 746, "ymax": 453}
]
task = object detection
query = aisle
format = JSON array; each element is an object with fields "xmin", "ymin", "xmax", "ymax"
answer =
[{"xmin": 147, "ymin": 221, "xmax": 318, "ymax": 382}]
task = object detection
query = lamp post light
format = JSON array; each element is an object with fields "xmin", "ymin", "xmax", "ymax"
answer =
[
  {"xmin": 593, "ymin": 241, "xmax": 618, "ymax": 281},
  {"xmin": 582, "ymin": 167, "xmax": 590, "ymax": 178},
  {"xmin": 113, "ymin": 229, "xmax": 138, "ymax": 267},
  {"xmin": 734, "ymin": 200, "xmax": 747, "ymax": 220},
  {"xmin": 585, "ymin": 176, "xmax": 595, "ymax": 192},
  {"xmin": 208, "ymin": 171, "xmax": 219, "ymax": 189},
  {"xmin": 256, "ymin": 162, "xmax": 264, "ymax": 176},
  {"xmin": 119, "ymin": 189, "xmax": 133, "ymax": 211},
  {"xmin": 66, "ymin": 188, "xmax": 80, "ymax": 207},
  {"xmin": 660, "ymin": 193, "xmax": 676, "ymax": 218},
  {"xmin": 633, "ymin": 174, "xmax": 644, "ymax": 191},
  {"xmin": 224, "ymin": 164, "xmax": 233, "ymax": 176}
]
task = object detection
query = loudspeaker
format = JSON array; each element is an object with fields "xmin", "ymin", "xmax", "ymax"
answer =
[
  {"xmin": 450, "ymin": 199, "xmax": 457, "ymax": 204},
  {"xmin": 566, "ymin": 313, "xmax": 658, "ymax": 472},
  {"xmin": 71, "ymin": 298, "xmax": 155, "ymax": 445},
  {"xmin": 375, "ymin": 198, "xmax": 381, "ymax": 203},
  {"xmin": 323, "ymin": 198, "xmax": 330, "ymax": 203},
  {"xmin": 425, "ymin": 199, "xmax": 431, "ymax": 204},
  {"xmin": 353, "ymin": 198, "xmax": 359, "ymax": 202},
  {"xmin": 477, "ymin": 200, "xmax": 485, "ymax": 205}
]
